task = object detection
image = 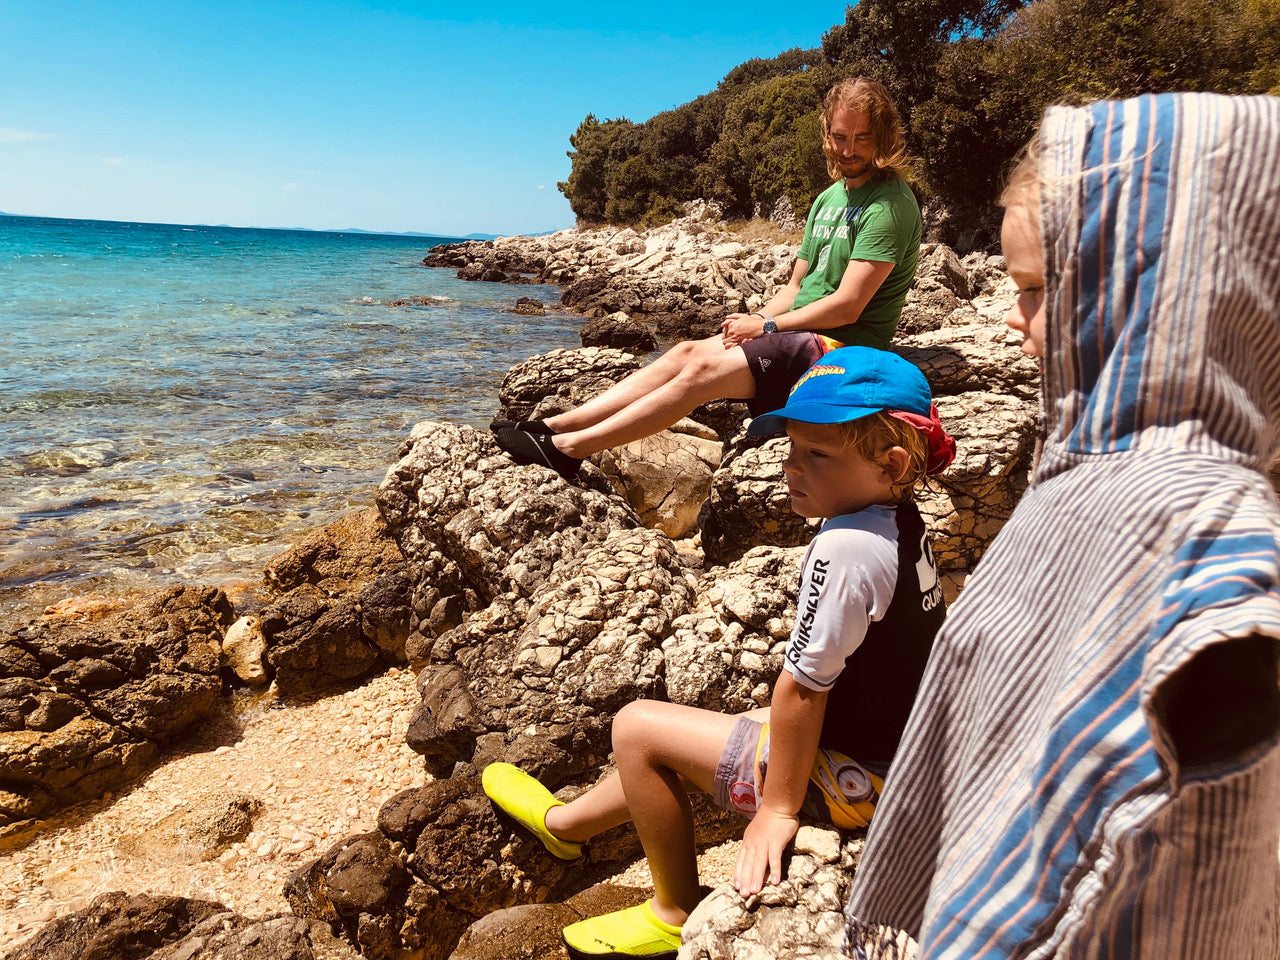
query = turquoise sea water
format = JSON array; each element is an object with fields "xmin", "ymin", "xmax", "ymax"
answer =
[{"xmin": 0, "ymin": 214, "xmax": 580, "ymax": 617}]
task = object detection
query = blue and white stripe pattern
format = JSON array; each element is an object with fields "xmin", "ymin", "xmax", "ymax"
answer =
[{"xmin": 842, "ymin": 93, "xmax": 1280, "ymax": 959}]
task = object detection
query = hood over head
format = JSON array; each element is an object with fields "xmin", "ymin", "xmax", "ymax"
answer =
[{"xmin": 1036, "ymin": 93, "xmax": 1280, "ymax": 482}]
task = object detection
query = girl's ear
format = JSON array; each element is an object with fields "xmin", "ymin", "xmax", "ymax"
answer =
[{"xmin": 881, "ymin": 446, "xmax": 911, "ymax": 485}]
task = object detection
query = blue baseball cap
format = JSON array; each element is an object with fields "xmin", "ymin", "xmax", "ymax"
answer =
[{"xmin": 747, "ymin": 346, "xmax": 933, "ymax": 437}]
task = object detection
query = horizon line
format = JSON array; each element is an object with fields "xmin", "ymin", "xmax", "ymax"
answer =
[{"xmin": 0, "ymin": 210, "xmax": 513, "ymax": 241}]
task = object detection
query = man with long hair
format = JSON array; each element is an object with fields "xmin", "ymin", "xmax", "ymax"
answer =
[{"xmin": 494, "ymin": 77, "xmax": 923, "ymax": 479}]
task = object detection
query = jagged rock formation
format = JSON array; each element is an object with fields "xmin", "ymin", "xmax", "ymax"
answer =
[
  {"xmin": 682, "ymin": 826, "xmax": 869, "ymax": 960},
  {"xmin": 490, "ymin": 347, "xmax": 643, "ymax": 424},
  {"xmin": 595, "ymin": 422, "xmax": 723, "ymax": 540},
  {"xmin": 0, "ymin": 587, "xmax": 232, "ymax": 849},
  {"xmin": 281, "ymin": 775, "xmax": 739, "ymax": 960},
  {"xmin": 579, "ymin": 311, "xmax": 658, "ymax": 354},
  {"xmin": 0, "ymin": 891, "xmax": 358, "ymax": 960},
  {"xmin": 6, "ymin": 210, "xmax": 1040, "ymax": 959},
  {"xmin": 258, "ymin": 509, "xmax": 417, "ymax": 696},
  {"xmin": 423, "ymin": 207, "xmax": 799, "ymax": 343}
]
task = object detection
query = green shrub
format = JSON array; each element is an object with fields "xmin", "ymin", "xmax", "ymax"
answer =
[{"xmin": 559, "ymin": 0, "xmax": 1280, "ymax": 235}]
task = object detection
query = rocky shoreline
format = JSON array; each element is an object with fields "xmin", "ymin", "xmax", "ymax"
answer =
[{"xmin": 1, "ymin": 204, "xmax": 1036, "ymax": 960}]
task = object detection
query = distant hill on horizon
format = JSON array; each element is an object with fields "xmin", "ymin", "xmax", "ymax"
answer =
[
  {"xmin": 0, "ymin": 211, "xmax": 498, "ymax": 241},
  {"xmin": 332, "ymin": 226, "xmax": 498, "ymax": 241}
]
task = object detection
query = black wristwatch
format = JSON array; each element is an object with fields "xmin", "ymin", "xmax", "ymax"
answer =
[{"xmin": 762, "ymin": 317, "xmax": 778, "ymax": 334}]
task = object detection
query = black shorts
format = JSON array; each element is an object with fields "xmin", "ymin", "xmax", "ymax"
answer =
[{"xmin": 740, "ymin": 331, "xmax": 833, "ymax": 420}]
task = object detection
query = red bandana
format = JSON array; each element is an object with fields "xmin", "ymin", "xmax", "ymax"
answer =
[{"xmin": 888, "ymin": 404, "xmax": 956, "ymax": 475}]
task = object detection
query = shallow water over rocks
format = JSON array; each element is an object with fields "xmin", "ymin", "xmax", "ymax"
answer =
[{"xmin": 0, "ymin": 215, "xmax": 581, "ymax": 621}]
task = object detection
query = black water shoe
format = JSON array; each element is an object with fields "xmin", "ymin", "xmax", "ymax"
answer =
[
  {"xmin": 494, "ymin": 427, "xmax": 582, "ymax": 479},
  {"xmin": 490, "ymin": 418, "xmax": 554, "ymax": 435}
]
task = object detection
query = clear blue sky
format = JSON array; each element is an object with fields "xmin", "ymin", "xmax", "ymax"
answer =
[{"xmin": 0, "ymin": 1, "xmax": 850, "ymax": 237}]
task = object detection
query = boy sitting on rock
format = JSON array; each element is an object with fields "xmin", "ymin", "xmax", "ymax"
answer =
[{"xmin": 483, "ymin": 345, "xmax": 954, "ymax": 959}]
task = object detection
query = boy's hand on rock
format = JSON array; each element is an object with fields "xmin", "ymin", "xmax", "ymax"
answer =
[{"xmin": 734, "ymin": 807, "xmax": 799, "ymax": 897}]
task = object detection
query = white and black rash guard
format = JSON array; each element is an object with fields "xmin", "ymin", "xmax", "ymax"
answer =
[{"xmin": 783, "ymin": 501, "xmax": 945, "ymax": 768}]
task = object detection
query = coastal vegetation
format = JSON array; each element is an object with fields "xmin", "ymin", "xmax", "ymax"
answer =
[{"xmin": 558, "ymin": 0, "xmax": 1280, "ymax": 237}]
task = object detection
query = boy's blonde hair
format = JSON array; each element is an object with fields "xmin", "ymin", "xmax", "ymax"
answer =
[{"xmin": 839, "ymin": 411, "xmax": 930, "ymax": 503}]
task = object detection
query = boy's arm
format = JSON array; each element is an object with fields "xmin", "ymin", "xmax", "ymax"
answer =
[{"xmin": 734, "ymin": 670, "xmax": 828, "ymax": 896}]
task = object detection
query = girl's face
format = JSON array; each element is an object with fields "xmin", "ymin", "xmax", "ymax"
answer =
[{"xmin": 1001, "ymin": 203, "xmax": 1046, "ymax": 358}]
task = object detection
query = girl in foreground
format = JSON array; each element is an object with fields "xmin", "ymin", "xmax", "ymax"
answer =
[
  {"xmin": 844, "ymin": 92, "xmax": 1280, "ymax": 959},
  {"xmin": 486, "ymin": 345, "xmax": 953, "ymax": 959}
]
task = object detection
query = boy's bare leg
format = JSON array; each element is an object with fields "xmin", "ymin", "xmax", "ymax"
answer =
[
  {"xmin": 546, "ymin": 705, "xmax": 772, "ymax": 846},
  {"xmin": 544, "ymin": 338, "xmax": 756, "ymax": 459},
  {"xmin": 608, "ymin": 700, "xmax": 743, "ymax": 927},
  {"xmin": 543, "ymin": 770, "xmax": 631, "ymax": 843}
]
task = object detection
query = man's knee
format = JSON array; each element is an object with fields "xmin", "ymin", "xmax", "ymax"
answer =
[
  {"xmin": 672, "ymin": 340, "xmax": 746, "ymax": 389},
  {"xmin": 649, "ymin": 338, "xmax": 705, "ymax": 370}
]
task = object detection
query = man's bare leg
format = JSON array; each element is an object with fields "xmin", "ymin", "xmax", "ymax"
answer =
[
  {"xmin": 543, "ymin": 337, "xmax": 727, "ymax": 435},
  {"xmin": 548, "ymin": 338, "xmax": 755, "ymax": 459}
]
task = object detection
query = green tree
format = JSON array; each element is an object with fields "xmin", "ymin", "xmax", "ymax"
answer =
[
  {"xmin": 558, "ymin": 114, "xmax": 638, "ymax": 224},
  {"xmin": 988, "ymin": 0, "xmax": 1280, "ymax": 99},
  {"xmin": 717, "ymin": 47, "xmax": 826, "ymax": 92},
  {"xmin": 703, "ymin": 69, "xmax": 834, "ymax": 218},
  {"xmin": 836, "ymin": 0, "xmax": 1280, "ymax": 228},
  {"xmin": 560, "ymin": 48, "xmax": 832, "ymax": 226},
  {"xmin": 821, "ymin": 0, "xmax": 1026, "ymax": 120},
  {"xmin": 908, "ymin": 38, "xmax": 1015, "ymax": 216},
  {"xmin": 558, "ymin": 0, "xmax": 1280, "ymax": 233},
  {"xmin": 977, "ymin": 0, "xmax": 1280, "ymax": 169}
]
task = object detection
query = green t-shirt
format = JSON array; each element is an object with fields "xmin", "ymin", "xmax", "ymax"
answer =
[{"xmin": 793, "ymin": 174, "xmax": 922, "ymax": 348}]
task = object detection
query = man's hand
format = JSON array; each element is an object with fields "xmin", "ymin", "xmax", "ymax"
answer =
[
  {"xmin": 733, "ymin": 806, "xmax": 800, "ymax": 896},
  {"xmin": 720, "ymin": 313, "xmax": 765, "ymax": 348}
]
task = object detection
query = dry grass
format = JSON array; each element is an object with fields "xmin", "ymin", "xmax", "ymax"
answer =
[{"xmin": 721, "ymin": 217, "xmax": 805, "ymax": 246}]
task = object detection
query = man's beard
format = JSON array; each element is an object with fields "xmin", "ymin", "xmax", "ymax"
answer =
[
  {"xmin": 839, "ymin": 157, "xmax": 873, "ymax": 181},
  {"xmin": 826, "ymin": 148, "xmax": 874, "ymax": 181}
]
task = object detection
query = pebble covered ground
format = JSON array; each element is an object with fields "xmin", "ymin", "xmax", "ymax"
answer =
[
  {"xmin": 0, "ymin": 668, "xmax": 425, "ymax": 952},
  {"xmin": 0, "ymin": 662, "xmax": 742, "ymax": 955}
]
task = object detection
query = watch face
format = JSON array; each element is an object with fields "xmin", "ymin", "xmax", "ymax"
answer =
[{"xmin": 764, "ymin": 318, "xmax": 778, "ymax": 334}]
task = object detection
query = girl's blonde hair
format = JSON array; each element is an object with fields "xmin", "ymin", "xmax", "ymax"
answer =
[
  {"xmin": 839, "ymin": 411, "xmax": 931, "ymax": 503},
  {"xmin": 1000, "ymin": 133, "xmax": 1043, "ymax": 224},
  {"xmin": 1000, "ymin": 124, "xmax": 1152, "ymax": 222}
]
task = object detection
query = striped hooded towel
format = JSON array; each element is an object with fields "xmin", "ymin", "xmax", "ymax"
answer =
[{"xmin": 843, "ymin": 92, "xmax": 1280, "ymax": 959}]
